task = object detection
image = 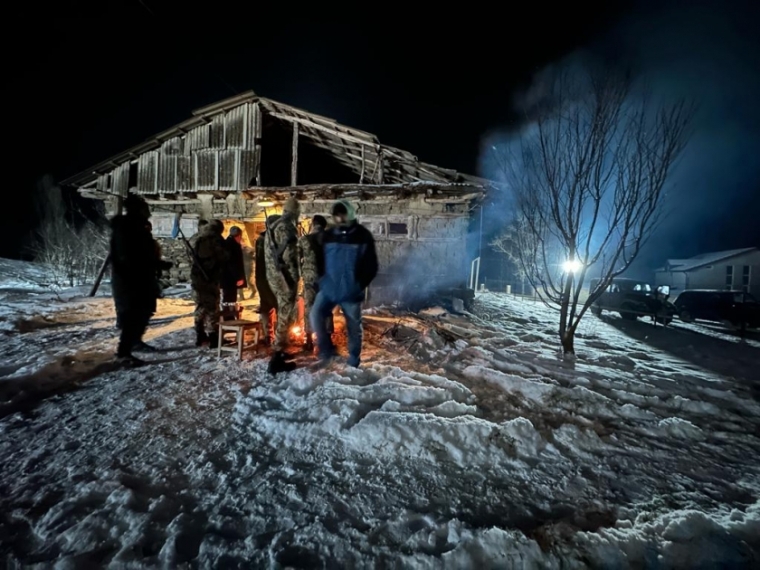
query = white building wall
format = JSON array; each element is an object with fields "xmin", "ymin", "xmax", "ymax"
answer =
[
  {"xmin": 657, "ymin": 250, "xmax": 760, "ymax": 297},
  {"xmin": 655, "ymin": 270, "xmax": 687, "ymax": 292}
]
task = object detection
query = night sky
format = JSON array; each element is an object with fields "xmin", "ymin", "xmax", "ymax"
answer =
[{"xmin": 6, "ymin": 1, "xmax": 760, "ymax": 276}]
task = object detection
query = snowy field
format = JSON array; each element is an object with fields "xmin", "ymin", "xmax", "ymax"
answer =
[{"xmin": 1, "ymin": 257, "xmax": 759, "ymax": 568}]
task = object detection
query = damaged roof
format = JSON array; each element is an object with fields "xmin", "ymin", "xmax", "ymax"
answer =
[{"xmin": 61, "ymin": 90, "xmax": 496, "ymax": 190}]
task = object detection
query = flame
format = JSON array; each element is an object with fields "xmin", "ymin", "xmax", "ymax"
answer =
[{"xmin": 291, "ymin": 326, "xmax": 302, "ymax": 336}]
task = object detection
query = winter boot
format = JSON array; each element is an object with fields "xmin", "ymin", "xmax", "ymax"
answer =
[
  {"xmin": 208, "ymin": 332, "xmax": 220, "ymax": 349},
  {"xmin": 268, "ymin": 351, "xmax": 296, "ymax": 374},
  {"xmin": 116, "ymin": 354, "xmax": 145, "ymax": 367},
  {"xmin": 132, "ymin": 340, "xmax": 156, "ymax": 352},
  {"xmin": 195, "ymin": 322, "xmax": 208, "ymax": 347}
]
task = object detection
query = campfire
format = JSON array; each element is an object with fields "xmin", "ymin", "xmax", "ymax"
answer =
[{"xmin": 290, "ymin": 325, "xmax": 316, "ymax": 342}]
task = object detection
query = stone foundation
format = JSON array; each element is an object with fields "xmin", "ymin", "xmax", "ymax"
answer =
[{"xmin": 156, "ymin": 237, "xmax": 194, "ymax": 285}]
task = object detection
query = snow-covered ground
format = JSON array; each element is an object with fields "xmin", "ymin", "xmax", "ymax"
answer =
[{"xmin": 1, "ymin": 258, "xmax": 758, "ymax": 568}]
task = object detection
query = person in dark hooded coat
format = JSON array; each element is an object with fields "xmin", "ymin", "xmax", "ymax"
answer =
[
  {"xmin": 146, "ymin": 221, "xmax": 173, "ymax": 318},
  {"xmin": 110, "ymin": 194, "xmax": 162, "ymax": 362},
  {"xmin": 221, "ymin": 226, "xmax": 247, "ymax": 320}
]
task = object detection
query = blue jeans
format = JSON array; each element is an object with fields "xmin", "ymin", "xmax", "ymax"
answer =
[{"xmin": 310, "ymin": 292, "xmax": 363, "ymax": 367}]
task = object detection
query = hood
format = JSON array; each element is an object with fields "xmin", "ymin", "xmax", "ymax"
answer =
[
  {"xmin": 333, "ymin": 199, "xmax": 357, "ymax": 223},
  {"xmin": 124, "ymin": 193, "xmax": 150, "ymax": 220},
  {"xmin": 202, "ymin": 219, "xmax": 224, "ymax": 235},
  {"xmin": 266, "ymin": 214, "xmax": 282, "ymax": 230},
  {"xmin": 282, "ymin": 197, "xmax": 300, "ymax": 217}
]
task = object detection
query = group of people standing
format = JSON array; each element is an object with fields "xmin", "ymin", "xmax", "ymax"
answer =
[{"xmin": 109, "ymin": 193, "xmax": 378, "ymax": 374}]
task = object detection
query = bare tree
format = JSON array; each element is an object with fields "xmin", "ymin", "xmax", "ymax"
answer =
[
  {"xmin": 30, "ymin": 176, "xmax": 109, "ymax": 288},
  {"xmin": 492, "ymin": 65, "xmax": 694, "ymax": 355},
  {"xmin": 490, "ymin": 219, "xmax": 532, "ymax": 295}
]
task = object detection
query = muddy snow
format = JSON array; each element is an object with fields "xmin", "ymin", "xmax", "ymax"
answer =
[{"xmin": 1, "ymin": 258, "xmax": 758, "ymax": 568}]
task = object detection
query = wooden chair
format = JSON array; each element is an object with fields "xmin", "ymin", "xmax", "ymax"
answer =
[{"xmin": 217, "ymin": 319, "xmax": 262, "ymax": 360}]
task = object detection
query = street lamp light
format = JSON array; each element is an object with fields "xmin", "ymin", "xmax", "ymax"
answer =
[{"xmin": 562, "ymin": 259, "xmax": 582, "ymax": 273}]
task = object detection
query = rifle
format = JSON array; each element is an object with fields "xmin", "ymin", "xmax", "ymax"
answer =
[{"xmin": 175, "ymin": 213, "xmax": 210, "ymax": 282}]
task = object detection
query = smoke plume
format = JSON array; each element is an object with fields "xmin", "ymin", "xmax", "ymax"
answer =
[{"xmin": 480, "ymin": 0, "xmax": 760, "ymax": 279}]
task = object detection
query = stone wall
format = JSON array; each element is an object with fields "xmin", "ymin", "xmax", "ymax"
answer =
[
  {"xmin": 151, "ymin": 202, "xmax": 475, "ymax": 305},
  {"xmin": 156, "ymin": 237, "xmax": 194, "ymax": 285},
  {"xmin": 156, "ymin": 228, "xmax": 256, "ymax": 289}
]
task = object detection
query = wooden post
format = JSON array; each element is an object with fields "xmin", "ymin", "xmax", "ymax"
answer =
[
  {"xmin": 252, "ymin": 101, "xmax": 262, "ymax": 186},
  {"xmin": 89, "ymin": 195, "xmax": 123, "ymax": 297},
  {"xmin": 291, "ymin": 122, "xmax": 299, "ymax": 186},
  {"xmin": 376, "ymin": 148, "xmax": 384, "ymax": 184},
  {"xmin": 359, "ymin": 145, "xmax": 365, "ymax": 184}
]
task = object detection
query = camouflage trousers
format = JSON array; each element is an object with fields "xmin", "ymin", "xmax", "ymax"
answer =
[
  {"xmin": 273, "ymin": 286, "xmax": 297, "ymax": 352},
  {"xmin": 193, "ymin": 285, "xmax": 220, "ymax": 334},
  {"xmin": 302, "ymin": 285, "xmax": 317, "ymax": 337}
]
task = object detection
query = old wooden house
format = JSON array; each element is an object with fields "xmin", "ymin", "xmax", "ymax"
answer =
[{"xmin": 62, "ymin": 91, "xmax": 494, "ymax": 307}]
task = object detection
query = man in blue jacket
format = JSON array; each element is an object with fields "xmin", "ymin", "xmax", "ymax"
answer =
[{"xmin": 310, "ymin": 200, "xmax": 378, "ymax": 367}]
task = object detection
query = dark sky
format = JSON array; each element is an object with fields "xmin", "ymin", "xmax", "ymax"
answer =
[{"xmin": 6, "ymin": 1, "xmax": 759, "ymax": 272}]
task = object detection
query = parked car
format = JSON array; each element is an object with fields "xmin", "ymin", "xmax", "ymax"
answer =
[
  {"xmin": 673, "ymin": 290, "xmax": 760, "ymax": 328},
  {"xmin": 589, "ymin": 278, "xmax": 677, "ymax": 324}
]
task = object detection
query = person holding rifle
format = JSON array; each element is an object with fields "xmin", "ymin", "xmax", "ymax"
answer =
[
  {"xmin": 264, "ymin": 197, "xmax": 301, "ymax": 374},
  {"xmin": 191, "ymin": 219, "xmax": 228, "ymax": 348},
  {"xmin": 255, "ymin": 216, "xmax": 280, "ymax": 345}
]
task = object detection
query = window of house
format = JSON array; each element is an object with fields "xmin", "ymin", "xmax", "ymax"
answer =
[
  {"xmin": 726, "ymin": 265, "xmax": 734, "ymax": 289},
  {"xmin": 388, "ymin": 222, "xmax": 408, "ymax": 235},
  {"xmin": 742, "ymin": 265, "xmax": 751, "ymax": 292}
]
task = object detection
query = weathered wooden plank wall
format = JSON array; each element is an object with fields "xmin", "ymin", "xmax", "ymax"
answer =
[
  {"xmin": 111, "ymin": 163, "xmax": 130, "ymax": 196},
  {"xmin": 112, "ymin": 102, "xmax": 262, "ymax": 196},
  {"xmin": 137, "ymin": 151, "xmax": 158, "ymax": 194}
]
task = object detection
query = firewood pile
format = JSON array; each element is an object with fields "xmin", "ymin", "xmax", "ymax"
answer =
[{"xmin": 363, "ymin": 305, "xmax": 477, "ymax": 362}]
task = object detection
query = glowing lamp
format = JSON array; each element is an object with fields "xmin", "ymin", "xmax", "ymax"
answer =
[{"xmin": 562, "ymin": 260, "xmax": 582, "ymax": 273}]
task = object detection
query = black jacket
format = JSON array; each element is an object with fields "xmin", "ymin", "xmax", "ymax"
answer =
[
  {"xmin": 110, "ymin": 214, "xmax": 159, "ymax": 312},
  {"xmin": 221, "ymin": 236, "xmax": 246, "ymax": 290}
]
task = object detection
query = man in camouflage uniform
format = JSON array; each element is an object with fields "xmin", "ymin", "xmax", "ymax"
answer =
[
  {"xmin": 191, "ymin": 219, "xmax": 227, "ymax": 348},
  {"xmin": 298, "ymin": 214, "xmax": 328, "ymax": 352},
  {"xmin": 264, "ymin": 197, "xmax": 300, "ymax": 374},
  {"xmin": 255, "ymin": 215, "xmax": 280, "ymax": 345}
]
